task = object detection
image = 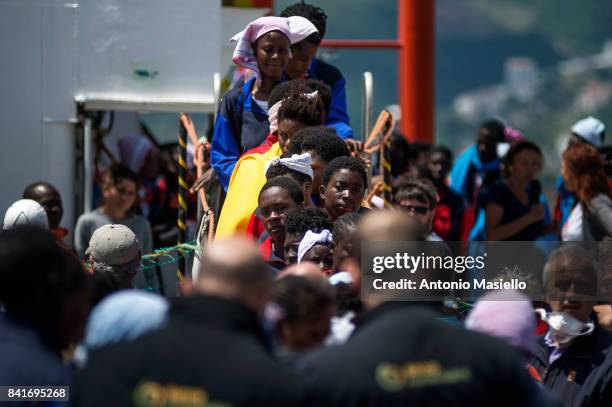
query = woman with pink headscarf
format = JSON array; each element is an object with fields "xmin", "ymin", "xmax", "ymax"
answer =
[{"xmin": 211, "ymin": 16, "xmax": 318, "ymax": 192}]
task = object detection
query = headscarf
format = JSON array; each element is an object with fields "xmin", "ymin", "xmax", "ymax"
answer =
[
  {"xmin": 84, "ymin": 290, "xmax": 169, "ymax": 350},
  {"xmin": 118, "ymin": 134, "xmax": 154, "ymax": 173},
  {"xmin": 297, "ymin": 229, "xmax": 333, "ymax": 263},
  {"xmin": 265, "ymin": 153, "xmax": 313, "ymax": 179},
  {"xmin": 465, "ymin": 290, "xmax": 537, "ymax": 355},
  {"xmin": 231, "ymin": 16, "xmax": 317, "ymax": 84}
]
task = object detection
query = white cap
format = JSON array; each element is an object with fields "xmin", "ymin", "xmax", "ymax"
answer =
[
  {"xmin": 571, "ymin": 116, "xmax": 605, "ymax": 148},
  {"xmin": 85, "ymin": 224, "xmax": 140, "ymax": 265},
  {"xmin": 3, "ymin": 199, "xmax": 49, "ymax": 230}
]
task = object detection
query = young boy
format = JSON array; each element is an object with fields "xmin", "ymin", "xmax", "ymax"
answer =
[
  {"xmin": 257, "ymin": 176, "xmax": 305, "ymax": 270},
  {"xmin": 288, "ymin": 126, "xmax": 350, "ymax": 206},
  {"xmin": 247, "ymin": 153, "xmax": 315, "ymax": 240},
  {"xmin": 74, "ymin": 164, "xmax": 152, "ymax": 258},
  {"xmin": 319, "ymin": 156, "xmax": 368, "ymax": 221}
]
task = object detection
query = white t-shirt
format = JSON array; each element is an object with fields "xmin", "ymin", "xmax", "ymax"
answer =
[{"xmin": 561, "ymin": 204, "xmax": 583, "ymax": 241}]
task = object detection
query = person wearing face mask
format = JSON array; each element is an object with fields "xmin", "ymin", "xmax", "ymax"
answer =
[{"xmin": 531, "ymin": 245, "xmax": 612, "ymax": 407}]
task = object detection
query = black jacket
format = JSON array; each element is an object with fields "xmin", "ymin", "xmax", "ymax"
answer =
[
  {"xmin": 0, "ymin": 316, "xmax": 72, "ymax": 386},
  {"xmin": 531, "ymin": 326, "xmax": 612, "ymax": 407},
  {"xmin": 74, "ymin": 295, "xmax": 303, "ymax": 407},
  {"xmin": 300, "ymin": 303, "xmax": 552, "ymax": 407}
]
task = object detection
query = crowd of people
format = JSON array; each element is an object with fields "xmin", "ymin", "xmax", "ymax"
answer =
[{"xmin": 2, "ymin": 2, "xmax": 612, "ymax": 406}]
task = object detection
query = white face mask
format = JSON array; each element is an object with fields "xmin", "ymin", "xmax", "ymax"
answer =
[{"xmin": 538, "ymin": 309, "xmax": 595, "ymax": 344}]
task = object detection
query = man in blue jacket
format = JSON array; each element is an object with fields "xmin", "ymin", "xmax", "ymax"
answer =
[{"xmin": 280, "ymin": 2, "xmax": 353, "ymax": 139}]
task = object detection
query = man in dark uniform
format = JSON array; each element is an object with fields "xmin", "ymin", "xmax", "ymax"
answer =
[
  {"xmin": 300, "ymin": 210, "xmax": 554, "ymax": 407},
  {"xmin": 74, "ymin": 237, "xmax": 302, "ymax": 407}
]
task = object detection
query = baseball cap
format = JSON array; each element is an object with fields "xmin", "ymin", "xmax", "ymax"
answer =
[
  {"xmin": 3, "ymin": 199, "xmax": 49, "ymax": 230},
  {"xmin": 571, "ymin": 116, "xmax": 605, "ymax": 148},
  {"xmin": 85, "ymin": 224, "xmax": 140, "ymax": 265}
]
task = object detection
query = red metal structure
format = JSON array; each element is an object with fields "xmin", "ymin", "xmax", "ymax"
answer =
[{"xmin": 320, "ymin": 0, "xmax": 435, "ymax": 143}]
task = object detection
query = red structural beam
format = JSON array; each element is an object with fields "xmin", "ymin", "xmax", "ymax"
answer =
[
  {"xmin": 318, "ymin": 1, "xmax": 435, "ymax": 143},
  {"xmin": 399, "ymin": 0, "xmax": 435, "ymax": 142},
  {"xmin": 320, "ymin": 39, "xmax": 401, "ymax": 49}
]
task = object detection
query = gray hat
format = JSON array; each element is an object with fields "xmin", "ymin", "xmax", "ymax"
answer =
[{"xmin": 85, "ymin": 224, "xmax": 141, "ymax": 265}]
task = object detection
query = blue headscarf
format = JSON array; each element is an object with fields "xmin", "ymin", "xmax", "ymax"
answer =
[{"xmin": 84, "ymin": 290, "xmax": 169, "ymax": 350}]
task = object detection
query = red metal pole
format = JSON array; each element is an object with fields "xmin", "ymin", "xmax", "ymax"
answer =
[
  {"xmin": 398, "ymin": 0, "xmax": 435, "ymax": 143},
  {"xmin": 320, "ymin": 39, "xmax": 401, "ymax": 49}
]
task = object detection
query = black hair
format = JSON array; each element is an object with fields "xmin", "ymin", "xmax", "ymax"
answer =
[
  {"xmin": 305, "ymin": 79, "xmax": 331, "ymax": 117},
  {"xmin": 334, "ymin": 282, "xmax": 363, "ymax": 315},
  {"xmin": 502, "ymin": 139, "xmax": 543, "ymax": 178},
  {"xmin": 390, "ymin": 131, "xmax": 411, "ymax": 177},
  {"xmin": 273, "ymin": 275, "xmax": 335, "ymax": 323},
  {"xmin": 0, "ymin": 227, "xmax": 88, "ymax": 350},
  {"xmin": 268, "ymin": 80, "xmax": 312, "ymax": 111},
  {"xmin": 284, "ymin": 207, "xmax": 333, "ymax": 235},
  {"xmin": 429, "ymin": 145, "xmax": 453, "ymax": 164},
  {"xmin": 407, "ymin": 141, "xmax": 432, "ymax": 163},
  {"xmin": 259, "ymin": 176, "xmax": 304, "ymax": 205},
  {"xmin": 265, "ymin": 158, "xmax": 312, "ymax": 184},
  {"xmin": 480, "ymin": 118, "xmax": 506, "ymax": 143},
  {"xmin": 332, "ymin": 212, "xmax": 359, "ymax": 244},
  {"xmin": 89, "ymin": 269, "xmax": 121, "ymax": 307},
  {"xmin": 280, "ymin": 1, "xmax": 328, "ymax": 39},
  {"xmin": 394, "ymin": 179, "xmax": 438, "ymax": 209},
  {"xmin": 289, "ymin": 126, "xmax": 350, "ymax": 163},
  {"xmin": 278, "ymin": 91, "xmax": 325, "ymax": 126},
  {"xmin": 322, "ymin": 156, "xmax": 368, "ymax": 188},
  {"xmin": 106, "ymin": 163, "xmax": 140, "ymax": 188}
]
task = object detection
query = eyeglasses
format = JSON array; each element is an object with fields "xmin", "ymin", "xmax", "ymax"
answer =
[{"xmin": 400, "ymin": 205, "xmax": 430, "ymax": 215}]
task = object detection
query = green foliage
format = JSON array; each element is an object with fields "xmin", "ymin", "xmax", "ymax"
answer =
[{"xmin": 529, "ymin": 0, "xmax": 612, "ymax": 55}]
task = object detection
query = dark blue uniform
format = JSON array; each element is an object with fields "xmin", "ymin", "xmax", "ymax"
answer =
[
  {"xmin": 74, "ymin": 295, "xmax": 303, "ymax": 407},
  {"xmin": 531, "ymin": 326, "xmax": 612, "ymax": 407}
]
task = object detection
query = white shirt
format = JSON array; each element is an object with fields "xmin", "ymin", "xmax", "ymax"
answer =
[{"xmin": 561, "ymin": 203, "xmax": 583, "ymax": 241}]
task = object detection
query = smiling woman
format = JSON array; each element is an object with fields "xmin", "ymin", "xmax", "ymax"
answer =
[{"xmin": 210, "ymin": 16, "xmax": 318, "ymax": 191}]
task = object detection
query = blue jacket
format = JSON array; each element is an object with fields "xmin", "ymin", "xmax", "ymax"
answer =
[
  {"xmin": 211, "ymin": 78, "xmax": 271, "ymax": 191},
  {"xmin": 308, "ymin": 58, "xmax": 353, "ymax": 139}
]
